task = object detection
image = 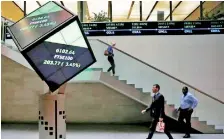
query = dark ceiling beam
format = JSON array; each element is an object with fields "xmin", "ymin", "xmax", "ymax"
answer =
[
  {"xmin": 12, "ymin": 1, "xmax": 24, "ymax": 12},
  {"xmin": 184, "ymin": 1, "xmax": 205, "ymax": 20},
  {"xmin": 36, "ymin": 1, "xmax": 41, "ymax": 7},
  {"xmin": 127, "ymin": 1, "xmax": 135, "ymax": 19},
  {"xmin": 140, "ymin": 1, "xmax": 142, "ymax": 21},
  {"xmin": 165, "ymin": 1, "xmax": 182, "ymax": 20},
  {"xmin": 24, "ymin": 1, "xmax": 26, "ymax": 16},
  {"xmin": 108, "ymin": 1, "xmax": 112, "ymax": 21},
  {"xmin": 146, "ymin": 1, "xmax": 158, "ymax": 21},
  {"xmin": 60, "ymin": 1, "xmax": 64, "ymax": 6},
  {"xmin": 108, "ymin": 1, "xmax": 110, "ymax": 18}
]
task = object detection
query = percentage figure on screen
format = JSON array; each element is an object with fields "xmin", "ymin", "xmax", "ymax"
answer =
[{"xmin": 65, "ymin": 62, "xmax": 81, "ymax": 68}]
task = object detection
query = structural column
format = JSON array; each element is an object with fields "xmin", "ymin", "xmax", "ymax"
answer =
[
  {"xmin": 140, "ymin": 1, "xmax": 142, "ymax": 21},
  {"xmin": 39, "ymin": 83, "xmax": 66, "ymax": 139},
  {"xmin": 200, "ymin": 1, "xmax": 203, "ymax": 20},
  {"xmin": 108, "ymin": 1, "xmax": 112, "ymax": 22},
  {"xmin": 169, "ymin": 1, "xmax": 173, "ymax": 21}
]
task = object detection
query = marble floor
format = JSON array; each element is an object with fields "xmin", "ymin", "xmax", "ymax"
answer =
[{"xmin": 1, "ymin": 124, "xmax": 224, "ymax": 139}]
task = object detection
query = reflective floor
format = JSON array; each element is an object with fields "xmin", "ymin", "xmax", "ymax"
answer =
[{"xmin": 1, "ymin": 124, "xmax": 224, "ymax": 139}]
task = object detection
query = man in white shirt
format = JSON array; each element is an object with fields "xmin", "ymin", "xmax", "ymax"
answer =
[{"xmin": 178, "ymin": 86, "xmax": 198, "ymax": 138}]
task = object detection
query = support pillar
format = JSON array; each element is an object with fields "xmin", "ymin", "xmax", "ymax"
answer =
[
  {"xmin": 39, "ymin": 83, "xmax": 67, "ymax": 139},
  {"xmin": 200, "ymin": 1, "xmax": 203, "ymax": 20}
]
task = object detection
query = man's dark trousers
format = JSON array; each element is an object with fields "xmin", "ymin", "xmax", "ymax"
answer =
[{"xmin": 178, "ymin": 108, "xmax": 193, "ymax": 136}]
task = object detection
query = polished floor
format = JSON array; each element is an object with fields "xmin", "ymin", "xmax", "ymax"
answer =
[{"xmin": 1, "ymin": 124, "xmax": 224, "ymax": 139}]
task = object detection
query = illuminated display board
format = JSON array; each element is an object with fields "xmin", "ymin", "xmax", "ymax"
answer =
[{"xmin": 7, "ymin": 1, "xmax": 96, "ymax": 92}]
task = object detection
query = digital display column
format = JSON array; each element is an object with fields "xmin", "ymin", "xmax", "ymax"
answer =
[
  {"xmin": 7, "ymin": 1, "xmax": 96, "ymax": 92},
  {"xmin": 8, "ymin": 2, "xmax": 73, "ymax": 51},
  {"xmin": 25, "ymin": 20, "xmax": 96, "ymax": 91}
]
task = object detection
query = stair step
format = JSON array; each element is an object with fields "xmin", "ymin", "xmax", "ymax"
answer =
[
  {"xmin": 102, "ymin": 72, "xmax": 119, "ymax": 79},
  {"xmin": 215, "ymin": 129, "xmax": 224, "ymax": 133},
  {"xmin": 127, "ymin": 84, "xmax": 135, "ymax": 87},
  {"xmin": 119, "ymin": 80, "xmax": 127, "ymax": 84},
  {"xmin": 142, "ymin": 92, "xmax": 151, "ymax": 95},
  {"xmin": 136, "ymin": 88, "xmax": 143, "ymax": 92},
  {"xmin": 200, "ymin": 121, "xmax": 207, "ymax": 125},
  {"xmin": 103, "ymin": 72, "xmax": 110, "ymax": 75},
  {"xmin": 207, "ymin": 124, "xmax": 215, "ymax": 129},
  {"xmin": 215, "ymin": 126, "xmax": 224, "ymax": 133},
  {"xmin": 113, "ymin": 76, "xmax": 119, "ymax": 80}
]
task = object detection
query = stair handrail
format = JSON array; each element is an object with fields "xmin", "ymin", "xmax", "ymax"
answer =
[{"xmin": 96, "ymin": 39, "xmax": 224, "ymax": 104}]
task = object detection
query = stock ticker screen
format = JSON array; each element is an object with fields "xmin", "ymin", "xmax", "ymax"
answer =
[
  {"xmin": 7, "ymin": 1, "xmax": 96, "ymax": 92},
  {"xmin": 8, "ymin": 1, "xmax": 74, "ymax": 50},
  {"xmin": 82, "ymin": 20, "xmax": 224, "ymax": 36}
]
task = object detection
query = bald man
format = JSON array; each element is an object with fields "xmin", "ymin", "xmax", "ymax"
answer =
[{"xmin": 178, "ymin": 86, "xmax": 198, "ymax": 138}]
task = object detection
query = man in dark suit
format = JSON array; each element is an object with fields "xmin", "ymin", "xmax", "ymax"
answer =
[{"xmin": 142, "ymin": 84, "xmax": 174, "ymax": 139}]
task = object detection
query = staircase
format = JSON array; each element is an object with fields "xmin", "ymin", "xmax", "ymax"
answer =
[
  {"xmin": 99, "ymin": 71, "xmax": 223, "ymax": 133},
  {"xmin": 1, "ymin": 37, "xmax": 224, "ymax": 133},
  {"xmin": 88, "ymin": 39, "xmax": 224, "ymax": 133}
]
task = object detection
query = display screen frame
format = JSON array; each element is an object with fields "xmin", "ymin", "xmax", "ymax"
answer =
[
  {"xmin": 6, "ymin": 2, "xmax": 97, "ymax": 92},
  {"xmin": 28, "ymin": 16, "xmax": 96, "ymax": 92},
  {"xmin": 7, "ymin": 1, "xmax": 75, "ymax": 51},
  {"xmin": 81, "ymin": 20, "xmax": 224, "ymax": 36}
]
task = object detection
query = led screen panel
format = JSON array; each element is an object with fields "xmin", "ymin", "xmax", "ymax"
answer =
[
  {"xmin": 8, "ymin": 1, "xmax": 74, "ymax": 51},
  {"xmin": 7, "ymin": 1, "xmax": 96, "ymax": 92},
  {"xmin": 24, "ymin": 20, "xmax": 96, "ymax": 92}
]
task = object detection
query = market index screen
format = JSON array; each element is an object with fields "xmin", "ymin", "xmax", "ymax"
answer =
[{"xmin": 7, "ymin": 1, "xmax": 96, "ymax": 92}]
